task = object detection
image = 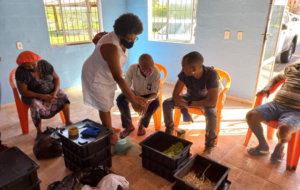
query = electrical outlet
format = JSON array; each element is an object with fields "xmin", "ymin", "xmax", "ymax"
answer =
[
  {"xmin": 224, "ymin": 31, "xmax": 230, "ymax": 39},
  {"xmin": 17, "ymin": 42, "xmax": 23, "ymax": 50},
  {"xmin": 238, "ymin": 32, "xmax": 243, "ymax": 40}
]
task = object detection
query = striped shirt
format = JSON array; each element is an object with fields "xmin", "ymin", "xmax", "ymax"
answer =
[{"xmin": 273, "ymin": 63, "xmax": 300, "ymax": 111}]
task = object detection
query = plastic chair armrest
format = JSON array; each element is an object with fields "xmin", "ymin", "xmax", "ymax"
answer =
[{"xmin": 254, "ymin": 79, "xmax": 285, "ymax": 108}]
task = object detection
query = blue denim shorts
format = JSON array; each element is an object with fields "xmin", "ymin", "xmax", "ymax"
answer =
[{"xmin": 255, "ymin": 102, "xmax": 300, "ymax": 132}]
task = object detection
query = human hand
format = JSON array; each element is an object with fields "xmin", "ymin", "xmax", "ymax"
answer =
[
  {"xmin": 42, "ymin": 94, "xmax": 56, "ymax": 102},
  {"xmin": 139, "ymin": 102, "xmax": 149, "ymax": 116},
  {"xmin": 50, "ymin": 91, "xmax": 58, "ymax": 98},
  {"xmin": 174, "ymin": 98, "xmax": 188, "ymax": 109},
  {"xmin": 132, "ymin": 96, "xmax": 147, "ymax": 112},
  {"xmin": 49, "ymin": 92, "xmax": 58, "ymax": 103},
  {"xmin": 256, "ymin": 88, "xmax": 271, "ymax": 98}
]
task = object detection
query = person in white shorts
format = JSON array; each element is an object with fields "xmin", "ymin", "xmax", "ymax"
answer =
[{"xmin": 81, "ymin": 13, "xmax": 147, "ymax": 144}]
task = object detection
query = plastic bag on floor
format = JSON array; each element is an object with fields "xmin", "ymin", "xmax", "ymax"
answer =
[
  {"xmin": 113, "ymin": 136, "xmax": 141, "ymax": 155},
  {"xmin": 82, "ymin": 174, "xmax": 128, "ymax": 190},
  {"xmin": 47, "ymin": 166, "xmax": 113, "ymax": 190},
  {"xmin": 33, "ymin": 127, "xmax": 62, "ymax": 159},
  {"xmin": 98, "ymin": 174, "xmax": 129, "ymax": 190}
]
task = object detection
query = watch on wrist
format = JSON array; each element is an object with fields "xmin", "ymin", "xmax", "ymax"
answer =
[{"xmin": 188, "ymin": 101, "xmax": 192, "ymax": 106}]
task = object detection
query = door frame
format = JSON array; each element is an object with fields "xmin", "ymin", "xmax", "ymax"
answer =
[{"xmin": 252, "ymin": 0, "xmax": 287, "ymax": 107}]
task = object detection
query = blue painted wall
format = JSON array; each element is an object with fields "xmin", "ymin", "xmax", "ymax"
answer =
[
  {"xmin": 126, "ymin": 0, "xmax": 270, "ymax": 100},
  {"xmin": 0, "ymin": 0, "xmax": 126, "ymax": 105},
  {"xmin": 0, "ymin": 0, "xmax": 270, "ymax": 105}
]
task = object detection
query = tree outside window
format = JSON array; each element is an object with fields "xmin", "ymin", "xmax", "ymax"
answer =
[{"xmin": 44, "ymin": 0, "xmax": 101, "ymax": 45}]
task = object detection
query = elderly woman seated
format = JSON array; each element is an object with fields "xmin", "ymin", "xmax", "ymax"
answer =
[{"xmin": 15, "ymin": 51, "xmax": 72, "ymax": 135}]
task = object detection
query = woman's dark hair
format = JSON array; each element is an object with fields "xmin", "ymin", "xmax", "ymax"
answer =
[{"xmin": 113, "ymin": 13, "xmax": 143, "ymax": 37}]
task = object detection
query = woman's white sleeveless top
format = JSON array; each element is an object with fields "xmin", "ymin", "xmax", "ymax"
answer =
[{"xmin": 81, "ymin": 31, "xmax": 128, "ymax": 111}]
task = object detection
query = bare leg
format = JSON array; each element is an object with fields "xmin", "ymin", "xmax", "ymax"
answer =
[
  {"xmin": 98, "ymin": 111, "xmax": 120, "ymax": 133},
  {"xmin": 62, "ymin": 104, "xmax": 73, "ymax": 126},
  {"xmin": 37, "ymin": 122, "xmax": 42, "ymax": 135},
  {"xmin": 246, "ymin": 110, "xmax": 269, "ymax": 152},
  {"xmin": 99, "ymin": 111, "xmax": 119, "ymax": 144},
  {"xmin": 271, "ymin": 123, "xmax": 293, "ymax": 161}
]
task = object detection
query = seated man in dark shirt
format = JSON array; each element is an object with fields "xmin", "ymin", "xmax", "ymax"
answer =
[{"xmin": 163, "ymin": 51, "xmax": 219, "ymax": 156}]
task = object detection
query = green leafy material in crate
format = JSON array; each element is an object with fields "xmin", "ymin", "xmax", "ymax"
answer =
[
  {"xmin": 78, "ymin": 183, "xmax": 84, "ymax": 190},
  {"xmin": 163, "ymin": 142, "xmax": 184, "ymax": 158}
]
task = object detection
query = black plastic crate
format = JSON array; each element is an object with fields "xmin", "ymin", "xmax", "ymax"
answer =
[
  {"xmin": 0, "ymin": 147, "xmax": 40, "ymax": 190},
  {"xmin": 64, "ymin": 155, "xmax": 113, "ymax": 172},
  {"xmin": 25, "ymin": 179, "xmax": 41, "ymax": 190},
  {"xmin": 140, "ymin": 154, "xmax": 190, "ymax": 182},
  {"xmin": 139, "ymin": 131, "xmax": 193, "ymax": 170},
  {"xmin": 58, "ymin": 119, "xmax": 113, "ymax": 159},
  {"xmin": 62, "ymin": 144, "xmax": 112, "ymax": 167},
  {"xmin": 172, "ymin": 181, "xmax": 231, "ymax": 190},
  {"xmin": 174, "ymin": 154, "xmax": 231, "ymax": 190}
]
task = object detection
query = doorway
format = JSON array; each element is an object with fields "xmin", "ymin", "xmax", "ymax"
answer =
[
  {"xmin": 253, "ymin": 0, "xmax": 287, "ymax": 103},
  {"xmin": 273, "ymin": 1, "xmax": 300, "ymax": 76}
]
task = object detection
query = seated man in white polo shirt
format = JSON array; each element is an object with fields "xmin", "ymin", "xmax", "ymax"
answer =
[{"xmin": 117, "ymin": 54, "xmax": 161, "ymax": 138}]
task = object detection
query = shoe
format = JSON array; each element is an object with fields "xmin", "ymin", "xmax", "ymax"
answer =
[
  {"xmin": 247, "ymin": 147, "xmax": 270, "ymax": 156},
  {"xmin": 201, "ymin": 146, "xmax": 214, "ymax": 158},
  {"xmin": 137, "ymin": 124, "xmax": 146, "ymax": 136},
  {"xmin": 165, "ymin": 123, "xmax": 175, "ymax": 135}
]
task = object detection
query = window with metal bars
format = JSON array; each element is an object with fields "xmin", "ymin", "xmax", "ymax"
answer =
[
  {"xmin": 149, "ymin": 0, "xmax": 198, "ymax": 43},
  {"xmin": 44, "ymin": 0, "xmax": 101, "ymax": 45}
]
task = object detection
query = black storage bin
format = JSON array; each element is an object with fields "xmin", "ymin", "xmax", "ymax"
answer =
[
  {"xmin": 172, "ymin": 181, "xmax": 231, "ymax": 190},
  {"xmin": 139, "ymin": 131, "xmax": 193, "ymax": 170},
  {"xmin": 140, "ymin": 154, "xmax": 190, "ymax": 182},
  {"xmin": 25, "ymin": 179, "xmax": 41, "ymax": 190},
  {"xmin": 64, "ymin": 155, "xmax": 113, "ymax": 172},
  {"xmin": 174, "ymin": 154, "xmax": 231, "ymax": 190},
  {"xmin": 0, "ymin": 147, "xmax": 40, "ymax": 190},
  {"xmin": 62, "ymin": 144, "xmax": 112, "ymax": 167},
  {"xmin": 58, "ymin": 119, "xmax": 113, "ymax": 159}
]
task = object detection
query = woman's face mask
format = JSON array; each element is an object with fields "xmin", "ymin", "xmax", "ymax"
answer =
[
  {"xmin": 23, "ymin": 61, "xmax": 38, "ymax": 72},
  {"xmin": 120, "ymin": 38, "xmax": 134, "ymax": 49},
  {"xmin": 119, "ymin": 35, "xmax": 138, "ymax": 49},
  {"xmin": 28, "ymin": 66, "xmax": 38, "ymax": 72}
]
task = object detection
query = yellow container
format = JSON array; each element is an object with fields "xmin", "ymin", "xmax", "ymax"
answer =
[{"xmin": 68, "ymin": 127, "xmax": 79, "ymax": 136}]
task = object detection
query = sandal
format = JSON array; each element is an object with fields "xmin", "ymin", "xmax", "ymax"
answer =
[
  {"xmin": 137, "ymin": 126, "xmax": 146, "ymax": 136},
  {"xmin": 271, "ymin": 152, "xmax": 285, "ymax": 163},
  {"xmin": 247, "ymin": 147, "xmax": 270, "ymax": 156},
  {"xmin": 119, "ymin": 128, "xmax": 135, "ymax": 139}
]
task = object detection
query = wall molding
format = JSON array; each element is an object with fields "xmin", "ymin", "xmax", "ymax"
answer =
[
  {"xmin": 164, "ymin": 81, "xmax": 252, "ymax": 105},
  {"xmin": 1, "ymin": 81, "xmax": 253, "ymax": 109},
  {"xmin": 1, "ymin": 102, "xmax": 15, "ymax": 109},
  {"xmin": 226, "ymin": 95, "xmax": 252, "ymax": 105}
]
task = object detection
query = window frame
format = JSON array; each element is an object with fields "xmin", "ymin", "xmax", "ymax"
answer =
[
  {"xmin": 44, "ymin": 0, "xmax": 103, "ymax": 47},
  {"xmin": 147, "ymin": 0, "xmax": 198, "ymax": 44}
]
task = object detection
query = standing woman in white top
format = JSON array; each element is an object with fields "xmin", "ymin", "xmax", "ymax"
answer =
[{"xmin": 81, "ymin": 13, "xmax": 147, "ymax": 144}]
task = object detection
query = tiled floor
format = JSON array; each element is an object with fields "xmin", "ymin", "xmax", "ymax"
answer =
[{"xmin": 1, "ymin": 84, "xmax": 300, "ymax": 190}]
